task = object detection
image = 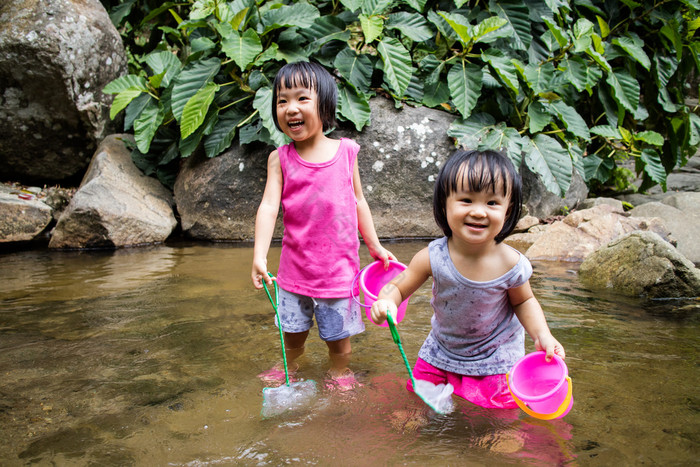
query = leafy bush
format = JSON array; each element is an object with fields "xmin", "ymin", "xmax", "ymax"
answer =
[{"xmin": 103, "ymin": 0, "xmax": 699, "ymax": 195}]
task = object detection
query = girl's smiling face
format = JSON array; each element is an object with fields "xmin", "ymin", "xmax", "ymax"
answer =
[
  {"xmin": 445, "ymin": 171, "xmax": 511, "ymax": 246},
  {"xmin": 275, "ymin": 82, "xmax": 323, "ymax": 142}
]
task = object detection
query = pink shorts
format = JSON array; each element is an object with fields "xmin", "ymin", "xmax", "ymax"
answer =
[{"xmin": 407, "ymin": 357, "xmax": 518, "ymax": 409}]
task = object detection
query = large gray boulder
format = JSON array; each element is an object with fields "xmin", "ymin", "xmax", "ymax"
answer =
[
  {"xmin": 0, "ymin": 0, "xmax": 127, "ymax": 184},
  {"xmin": 579, "ymin": 231, "xmax": 700, "ymax": 298},
  {"xmin": 49, "ymin": 135, "xmax": 177, "ymax": 249},
  {"xmin": 629, "ymin": 193, "xmax": 700, "ymax": 265}
]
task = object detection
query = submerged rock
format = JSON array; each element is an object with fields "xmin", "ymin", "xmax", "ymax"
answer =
[
  {"xmin": 578, "ymin": 231, "xmax": 700, "ymax": 298},
  {"xmin": 49, "ymin": 135, "xmax": 177, "ymax": 249}
]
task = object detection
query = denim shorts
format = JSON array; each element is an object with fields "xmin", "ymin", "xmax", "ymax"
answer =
[{"xmin": 276, "ymin": 286, "xmax": 365, "ymax": 342}]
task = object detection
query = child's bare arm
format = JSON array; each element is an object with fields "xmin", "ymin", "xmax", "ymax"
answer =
[
  {"xmin": 510, "ymin": 282, "xmax": 566, "ymax": 360},
  {"xmin": 371, "ymin": 247, "xmax": 431, "ymax": 324},
  {"xmin": 251, "ymin": 150, "xmax": 282, "ymax": 288}
]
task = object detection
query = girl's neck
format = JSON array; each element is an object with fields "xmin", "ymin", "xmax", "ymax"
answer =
[
  {"xmin": 293, "ymin": 134, "xmax": 340, "ymax": 163},
  {"xmin": 447, "ymin": 236, "xmax": 513, "ymax": 281}
]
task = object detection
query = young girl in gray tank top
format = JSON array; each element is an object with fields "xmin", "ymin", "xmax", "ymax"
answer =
[{"xmin": 371, "ymin": 149, "xmax": 566, "ymax": 409}]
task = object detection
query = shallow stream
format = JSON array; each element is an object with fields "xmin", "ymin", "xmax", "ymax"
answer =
[{"xmin": 1, "ymin": 242, "xmax": 698, "ymax": 465}]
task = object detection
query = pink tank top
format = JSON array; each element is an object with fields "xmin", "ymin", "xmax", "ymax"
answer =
[{"xmin": 276, "ymin": 138, "xmax": 360, "ymax": 298}]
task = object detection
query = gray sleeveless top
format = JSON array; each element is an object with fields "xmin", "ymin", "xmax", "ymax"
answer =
[{"xmin": 417, "ymin": 237, "xmax": 529, "ymax": 376}]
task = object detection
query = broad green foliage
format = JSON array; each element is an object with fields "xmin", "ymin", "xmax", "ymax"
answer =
[{"xmin": 103, "ymin": 0, "xmax": 698, "ymax": 195}]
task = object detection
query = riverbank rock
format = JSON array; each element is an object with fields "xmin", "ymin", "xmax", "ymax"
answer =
[
  {"xmin": 579, "ymin": 231, "xmax": 700, "ymax": 298},
  {"xmin": 518, "ymin": 203, "xmax": 673, "ymax": 262},
  {"xmin": 0, "ymin": 186, "xmax": 52, "ymax": 243},
  {"xmin": 0, "ymin": 0, "xmax": 127, "ymax": 185},
  {"xmin": 174, "ymin": 142, "xmax": 271, "ymax": 241},
  {"xmin": 628, "ymin": 193, "xmax": 700, "ymax": 265},
  {"xmin": 49, "ymin": 135, "xmax": 177, "ymax": 249}
]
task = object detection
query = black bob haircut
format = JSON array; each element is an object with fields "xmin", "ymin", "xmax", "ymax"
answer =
[
  {"xmin": 433, "ymin": 149, "xmax": 523, "ymax": 244},
  {"xmin": 271, "ymin": 61, "xmax": 338, "ymax": 132}
]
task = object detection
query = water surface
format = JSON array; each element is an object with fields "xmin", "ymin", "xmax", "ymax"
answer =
[{"xmin": 0, "ymin": 242, "xmax": 697, "ymax": 465}]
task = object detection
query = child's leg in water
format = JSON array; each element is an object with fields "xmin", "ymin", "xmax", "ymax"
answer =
[
  {"xmin": 258, "ymin": 330, "xmax": 308, "ymax": 384},
  {"xmin": 325, "ymin": 337, "xmax": 359, "ymax": 390}
]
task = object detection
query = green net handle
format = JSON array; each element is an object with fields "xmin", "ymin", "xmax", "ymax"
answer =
[
  {"xmin": 262, "ymin": 273, "xmax": 291, "ymax": 387},
  {"xmin": 387, "ymin": 314, "xmax": 417, "ymax": 389}
]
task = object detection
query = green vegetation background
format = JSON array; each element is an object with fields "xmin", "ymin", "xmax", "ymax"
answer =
[{"xmin": 101, "ymin": 0, "xmax": 699, "ymax": 197}]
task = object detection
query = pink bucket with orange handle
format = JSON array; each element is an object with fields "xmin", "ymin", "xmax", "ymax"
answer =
[{"xmin": 506, "ymin": 351, "xmax": 573, "ymax": 420}]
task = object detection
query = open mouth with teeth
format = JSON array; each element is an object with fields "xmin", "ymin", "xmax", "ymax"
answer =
[
  {"xmin": 287, "ymin": 120, "xmax": 304, "ymax": 129},
  {"xmin": 466, "ymin": 222, "xmax": 487, "ymax": 229}
]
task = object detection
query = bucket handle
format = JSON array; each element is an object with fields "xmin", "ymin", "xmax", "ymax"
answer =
[
  {"xmin": 506, "ymin": 373, "xmax": 573, "ymax": 420},
  {"xmin": 350, "ymin": 265, "xmax": 371, "ymax": 308}
]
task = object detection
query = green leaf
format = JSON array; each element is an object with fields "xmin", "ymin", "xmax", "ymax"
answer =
[
  {"xmin": 491, "ymin": 0, "xmax": 531, "ymax": 51},
  {"xmin": 402, "ymin": 0, "xmax": 428, "ymax": 13},
  {"xmin": 360, "ymin": 14, "xmax": 384, "ymax": 43},
  {"xmin": 334, "ymin": 48, "xmax": 374, "ymax": 95},
  {"xmin": 253, "ymin": 87, "xmax": 288, "ymax": 148},
  {"xmin": 338, "ymin": 0, "xmax": 362, "ymax": 12},
  {"xmin": 179, "ymin": 109, "xmax": 217, "ymax": 158},
  {"xmin": 549, "ymin": 100, "xmax": 591, "ymax": 140},
  {"xmin": 527, "ymin": 101, "xmax": 551, "ymax": 133},
  {"xmin": 181, "ymin": 82, "xmax": 220, "ymax": 140},
  {"xmin": 605, "ymin": 69, "xmax": 640, "ymax": 113},
  {"xmin": 583, "ymin": 154, "xmax": 614, "ymax": 183},
  {"xmin": 689, "ymin": 113, "xmax": 700, "ymax": 147},
  {"xmin": 422, "ymin": 79, "xmax": 451, "ymax": 108},
  {"xmin": 124, "ymin": 93, "xmax": 151, "ymax": 131},
  {"xmin": 261, "ymin": 3, "xmax": 320, "ymax": 33},
  {"xmin": 134, "ymin": 98, "xmax": 165, "ymax": 154},
  {"xmin": 447, "ymin": 113, "xmax": 496, "ymax": 149},
  {"xmin": 481, "ymin": 49, "xmax": 519, "ymax": 93},
  {"xmin": 523, "ymin": 134, "xmax": 573, "ymax": 196},
  {"xmin": 640, "ymin": 149, "xmax": 667, "ymax": 189},
  {"xmin": 559, "ymin": 56, "xmax": 602, "ymax": 95},
  {"xmin": 572, "ymin": 18, "xmax": 594, "ymax": 53},
  {"xmin": 612, "ymin": 33, "xmax": 650, "ymax": 71},
  {"xmin": 634, "ymin": 131, "xmax": 664, "ymax": 146},
  {"xmin": 438, "ymin": 11, "xmax": 472, "ymax": 46},
  {"xmin": 447, "ymin": 61, "xmax": 482, "ymax": 119},
  {"xmin": 386, "ymin": 12, "xmax": 434, "ymax": 42},
  {"xmin": 110, "ymin": 88, "xmax": 144, "ymax": 120},
  {"xmin": 590, "ymin": 125, "xmax": 622, "ymax": 139},
  {"xmin": 660, "ymin": 21, "xmax": 683, "ymax": 61},
  {"xmin": 377, "ymin": 37, "xmax": 413, "ymax": 97},
  {"xmin": 171, "ymin": 58, "xmax": 221, "ymax": 122},
  {"xmin": 103, "ymin": 75, "xmax": 148, "ymax": 94},
  {"xmin": 543, "ymin": 17, "xmax": 568, "ymax": 48},
  {"xmin": 471, "ymin": 16, "xmax": 509, "ymax": 44},
  {"xmin": 204, "ymin": 109, "xmax": 246, "ymax": 158},
  {"xmin": 596, "ymin": 15, "xmax": 610, "ymax": 38},
  {"xmin": 362, "ymin": 0, "xmax": 393, "ymax": 15},
  {"xmin": 221, "ymin": 28, "xmax": 263, "ymax": 70},
  {"xmin": 522, "ymin": 63, "xmax": 555, "ymax": 94},
  {"xmin": 338, "ymin": 85, "xmax": 371, "ymax": 131}
]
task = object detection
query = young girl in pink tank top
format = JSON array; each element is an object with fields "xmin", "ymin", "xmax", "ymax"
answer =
[{"xmin": 252, "ymin": 61, "xmax": 395, "ymax": 390}]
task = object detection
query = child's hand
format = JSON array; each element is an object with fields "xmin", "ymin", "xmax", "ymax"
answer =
[
  {"xmin": 251, "ymin": 259, "xmax": 273, "ymax": 289},
  {"xmin": 534, "ymin": 334, "xmax": 566, "ymax": 362},
  {"xmin": 371, "ymin": 298, "xmax": 398, "ymax": 325},
  {"xmin": 371, "ymin": 245, "xmax": 397, "ymax": 269}
]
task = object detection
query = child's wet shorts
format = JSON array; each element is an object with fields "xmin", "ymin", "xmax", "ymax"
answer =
[
  {"xmin": 276, "ymin": 286, "xmax": 365, "ymax": 342},
  {"xmin": 408, "ymin": 357, "xmax": 518, "ymax": 409}
]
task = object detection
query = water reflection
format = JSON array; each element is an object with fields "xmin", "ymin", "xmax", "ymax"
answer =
[{"xmin": 0, "ymin": 242, "xmax": 698, "ymax": 465}]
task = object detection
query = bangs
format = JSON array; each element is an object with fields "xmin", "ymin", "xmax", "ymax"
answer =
[{"xmin": 449, "ymin": 155, "xmax": 511, "ymax": 198}]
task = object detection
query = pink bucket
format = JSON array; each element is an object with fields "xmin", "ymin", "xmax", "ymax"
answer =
[
  {"xmin": 507, "ymin": 351, "xmax": 573, "ymax": 420},
  {"xmin": 352, "ymin": 260, "xmax": 409, "ymax": 327}
]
